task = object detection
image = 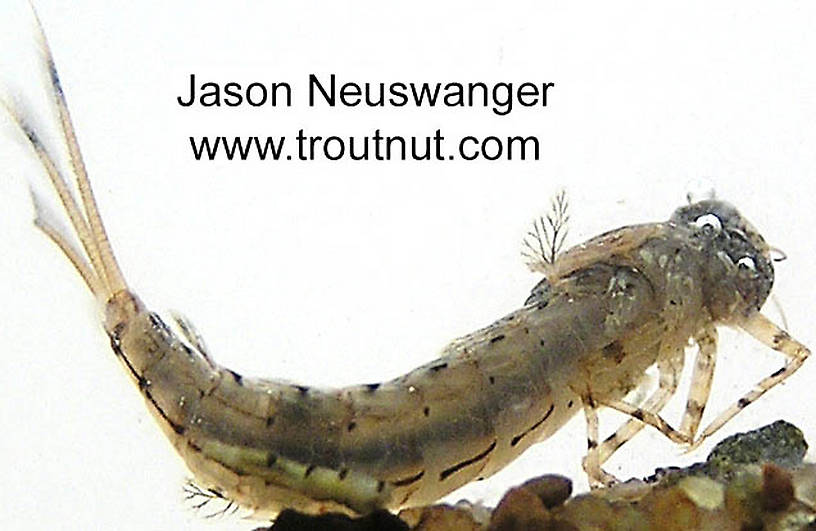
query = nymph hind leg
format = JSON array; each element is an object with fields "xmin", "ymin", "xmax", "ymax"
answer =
[
  {"xmin": 596, "ymin": 342, "xmax": 686, "ymax": 466},
  {"xmin": 580, "ymin": 396, "xmax": 618, "ymax": 488}
]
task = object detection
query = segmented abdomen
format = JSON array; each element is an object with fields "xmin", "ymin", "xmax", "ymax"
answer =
[{"xmin": 111, "ymin": 255, "xmax": 665, "ymax": 514}]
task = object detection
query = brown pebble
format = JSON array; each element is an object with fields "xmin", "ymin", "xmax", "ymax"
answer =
[
  {"xmin": 557, "ymin": 495, "xmax": 628, "ymax": 531},
  {"xmin": 761, "ymin": 463, "xmax": 794, "ymax": 512},
  {"xmin": 489, "ymin": 485, "xmax": 551, "ymax": 531},
  {"xmin": 646, "ymin": 486, "xmax": 703, "ymax": 531},
  {"xmin": 405, "ymin": 505, "xmax": 482, "ymax": 531},
  {"xmin": 521, "ymin": 475, "xmax": 573, "ymax": 509},
  {"xmin": 269, "ymin": 509, "xmax": 407, "ymax": 531}
]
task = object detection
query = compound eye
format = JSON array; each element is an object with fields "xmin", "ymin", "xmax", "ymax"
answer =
[
  {"xmin": 737, "ymin": 256, "xmax": 757, "ymax": 272},
  {"xmin": 693, "ymin": 213, "xmax": 722, "ymax": 234}
]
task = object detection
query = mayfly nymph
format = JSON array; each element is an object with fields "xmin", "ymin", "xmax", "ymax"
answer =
[{"xmin": 4, "ymin": 7, "xmax": 810, "ymax": 521}]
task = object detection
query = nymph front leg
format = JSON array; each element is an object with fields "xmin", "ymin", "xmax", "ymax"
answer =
[
  {"xmin": 678, "ymin": 325, "xmax": 718, "ymax": 442},
  {"xmin": 689, "ymin": 313, "xmax": 810, "ymax": 450}
]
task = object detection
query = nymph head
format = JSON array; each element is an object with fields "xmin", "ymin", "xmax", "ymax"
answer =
[{"xmin": 670, "ymin": 199, "xmax": 774, "ymax": 318}]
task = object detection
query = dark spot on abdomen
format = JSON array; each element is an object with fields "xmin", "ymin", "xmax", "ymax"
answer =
[
  {"xmin": 602, "ymin": 341, "xmax": 626, "ymax": 364},
  {"xmin": 510, "ymin": 404, "xmax": 555, "ymax": 447},
  {"xmin": 227, "ymin": 369, "xmax": 243, "ymax": 385},
  {"xmin": 439, "ymin": 440, "xmax": 497, "ymax": 481},
  {"xmin": 391, "ymin": 470, "xmax": 425, "ymax": 487}
]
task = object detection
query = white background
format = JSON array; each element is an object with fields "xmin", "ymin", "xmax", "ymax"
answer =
[{"xmin": 1, "ymin": 1, "xmax": 814, "ymax": 529}]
